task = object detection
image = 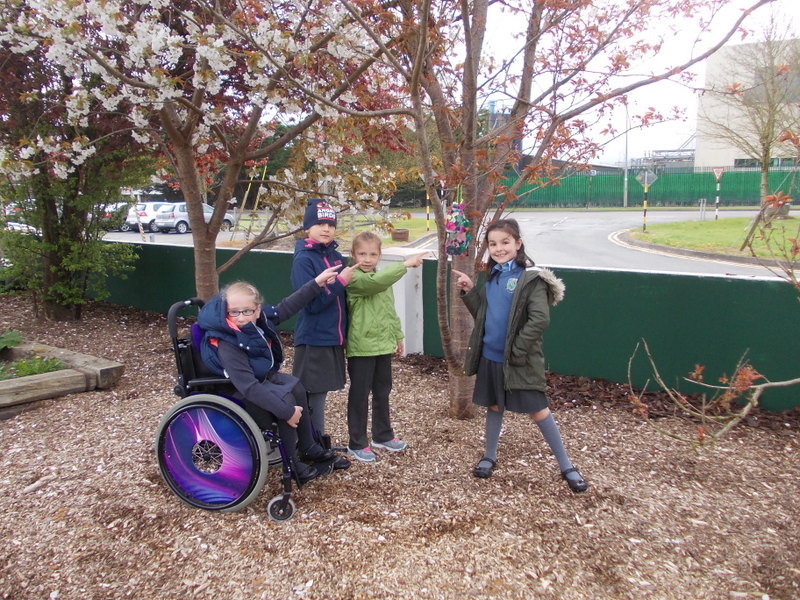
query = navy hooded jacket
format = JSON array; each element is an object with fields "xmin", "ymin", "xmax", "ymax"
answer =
[
  {"xmin": 196, "ymin": 280, "xmax": 322, "ymax": 419},
  {"xmin": 197, "ymin": 293, "xmax": 283, "ymax": 381},
  {"xmin": 291, "ymin": 237, "xmax": 348, "ymax": 346}
]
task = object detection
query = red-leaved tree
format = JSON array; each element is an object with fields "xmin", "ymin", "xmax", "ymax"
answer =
[{"xmin": 343, "ymin": 0, "xmax": 776, "ymax": 416}]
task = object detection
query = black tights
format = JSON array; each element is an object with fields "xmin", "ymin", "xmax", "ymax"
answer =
[{"xmin": 244, "ymin": 383, "xmax": 322, "ymax": 461}]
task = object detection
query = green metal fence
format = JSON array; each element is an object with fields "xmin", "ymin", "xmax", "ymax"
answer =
[{"xmin": 507, "ymin": 167, "xmax": 800, "ymax": 207}]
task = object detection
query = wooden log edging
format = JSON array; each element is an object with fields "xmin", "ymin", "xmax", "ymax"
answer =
[{"xmin": 0, "ymin": 343, "xmax": 124, "ymax": 415}]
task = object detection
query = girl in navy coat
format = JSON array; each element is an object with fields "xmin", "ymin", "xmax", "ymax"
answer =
[
  {"xmin": 197, "ymin": 269, "xmax": 342, "ymax": 483},
  {"xmin": 291, "ymin": 198, "xmax": 357, "ymax": 470}
]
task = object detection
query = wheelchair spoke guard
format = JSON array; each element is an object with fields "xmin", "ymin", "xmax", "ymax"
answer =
[{"xmin": 155, "ymin": 395, "xmax": 269, "ymax": 512}]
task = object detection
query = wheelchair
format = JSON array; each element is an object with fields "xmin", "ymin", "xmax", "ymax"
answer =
[{"xmin": 154, "ymin": 298, "xmax": 299, "ymax": 521}]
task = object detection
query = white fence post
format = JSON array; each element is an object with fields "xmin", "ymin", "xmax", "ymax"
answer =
[{"xmin": 379, "ymin": 249, "xmax": 426, "ymax": 356}]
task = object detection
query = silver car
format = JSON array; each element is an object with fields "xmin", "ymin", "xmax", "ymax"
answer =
[
  {"xmin": 155, "ymin": 202, "xmax": 234, "ymax": 234},
  {"xmin": 122, "ymin": 201, "xmax": 172, "ymax": 233}
]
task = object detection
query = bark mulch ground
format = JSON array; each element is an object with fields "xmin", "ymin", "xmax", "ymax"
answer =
[{"xmin": 0, "ymin": 295, "xmax": 798, "ymax": 600}]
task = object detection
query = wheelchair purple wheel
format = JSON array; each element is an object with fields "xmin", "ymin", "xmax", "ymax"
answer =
[{"xmin": 155, "ymin": 395, "xmax": 269, "ymax": 512}]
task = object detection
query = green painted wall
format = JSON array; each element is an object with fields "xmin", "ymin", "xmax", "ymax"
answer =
[
  {"xmin": 105, "ymin": 242, "xmax": 799, "ymax": 411},
  {"xmin": 105, "ymin": 242, "xmax": 298, "ymax": 329},
  {"xmin": 421, "ymin": 259, "xmax": 444, "ymax": 358},
  {"xmin": 543, "ymin": 268, "xmax": 798, "ymax": 411}
]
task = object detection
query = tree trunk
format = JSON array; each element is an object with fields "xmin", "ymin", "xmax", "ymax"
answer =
[
  {"xmin": 446, "ymin": 295, "xmax": 476, "ymax": 418},
  {"xmin": 42, "ymin": 298, "xmax": 79, "ymax": 321},
  {"xmin": 447, "ymin": 366, "xmax": 475, "ymax": 419},
  {"xmin": 170, "ymin": 142, "xmax": 220, "ymax": 300},
  {"xmin": 36, "ymin": 179, "xmax": 82, "ymax": 321},
  {"xmin": 760, "ymin": 164, "xmax": 769, "ymax": 202},
  {"xmin": 435, "ymin": 248, "xmax": 477, "ymax": 419}
]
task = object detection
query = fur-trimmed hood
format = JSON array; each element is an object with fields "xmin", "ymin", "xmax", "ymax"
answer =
[{"xmin": 534, "ymin": 266, "xmax": 565, "ymax": 306}]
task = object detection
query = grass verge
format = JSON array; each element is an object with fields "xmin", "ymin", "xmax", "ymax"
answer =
[{"xmin": 628, "ymin": 216, "xmax": 800, "ymax": 259}]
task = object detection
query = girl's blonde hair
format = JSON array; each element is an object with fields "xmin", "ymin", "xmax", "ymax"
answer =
[
  {"xmin": 350, "ymin": 230, "xmax": 382, "ymax": 259},
  {"xmin": 220, "ymin": 281, "xmax": 262, "ymax": 304}
]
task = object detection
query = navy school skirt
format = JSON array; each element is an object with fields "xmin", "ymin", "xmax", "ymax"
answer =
[{"xmin": 472, "ymin": 357, "xmax": 549, "ymax": 414}]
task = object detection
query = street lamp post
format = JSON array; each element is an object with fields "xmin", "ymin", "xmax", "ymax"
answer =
[{"xmin": 623, "ymin": 103, "xmax": 629, "ymax": 208}]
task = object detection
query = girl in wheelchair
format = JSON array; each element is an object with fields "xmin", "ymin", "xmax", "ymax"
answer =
[{"xmin": 196, "ymin": 270, "xmax": 348, "ymax": 485}]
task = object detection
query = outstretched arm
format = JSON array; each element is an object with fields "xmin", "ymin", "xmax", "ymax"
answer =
[
  {"xmin": 271, "ymin": 264, "xmax": 342, "ymax": 323},
  {"xmin": 291, "ymin": 255, "xmax": 351, "ymax": 314},
  {"xmin": 452, "ymin": 269, "xmax": 481, "ymax": 317}
]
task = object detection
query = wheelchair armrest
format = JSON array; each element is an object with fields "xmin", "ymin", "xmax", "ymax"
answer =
[{"xmin": 187, "ymin": 376, "xmax": 234, "ymax": 387}]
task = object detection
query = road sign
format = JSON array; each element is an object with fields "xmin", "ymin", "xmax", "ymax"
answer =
[
  {"xmin": 635, "ymin": 170, "xmax": 658, "ymax": 187},
  {"xmin": 712, "ymin": 167, "xmax": 724, "ymax": 181}
]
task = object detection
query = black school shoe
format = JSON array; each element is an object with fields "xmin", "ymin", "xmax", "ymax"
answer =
[
  {"xmin": 331, "ymin": 455, "xmax": 351, "ymax": 470},
  {"xmin": 294, "ymin": 459, "xmax": 334, "ymax": 485},
  {"xmin": 301, "ymin": 446, "xmax": 351, "ymax": 470},
  {"xmin": 473, "ymin": 456, "xmax": 496, "ymax": 478},
  {"xmin": 561, "ymin": 467, "xmax": 589, "ymax": 493},
  {"xmin": 301, "ymin": 446, "xmax": 336, "ymax": 463},
  {"xmin": 294, "ymin": 461, "xmax": 321, "ymax": 485}
]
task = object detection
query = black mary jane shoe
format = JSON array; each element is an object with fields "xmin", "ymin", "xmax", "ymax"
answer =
[
  {"xmin": 473, "ymin": 457, "xmax": 496, "ymax": 479},
  {"xmin": 561, "ymin": 467, "xmax": 588, "ymax": 493}
]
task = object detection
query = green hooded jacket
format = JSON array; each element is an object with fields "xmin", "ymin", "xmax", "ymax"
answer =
[
  {"xmin": 461, "ymin": 267, "xmax": 565, "ymax": 391},
  {"xmin": 345, "ymin": 261, "xmax": 407, "ymax": 357}
]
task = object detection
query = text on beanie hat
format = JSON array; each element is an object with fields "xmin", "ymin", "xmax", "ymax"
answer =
[{"xmin": 303, "ymin": 198, "xmax": 337, "ymax": 230}]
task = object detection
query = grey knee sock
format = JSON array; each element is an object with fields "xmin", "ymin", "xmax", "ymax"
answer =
[
  {"xmin": 484, "ymin": 408, "xmax": 504, "ymax": 462},
  {"xmin": 307, "ymin": 392, "xmax": 327, "ymax": 435},
  {"xmin": 535, "ymin": 414, "xmax": 578, "ymax": 479}
]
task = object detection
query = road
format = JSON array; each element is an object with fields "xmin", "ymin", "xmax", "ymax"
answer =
[
  {"xmin": 104, "ymin": 209, "xmax": 777, "ymax": 279},
  {"xmin": 416, "ymin": 209, "xmax": 774, "ymax": 278}
]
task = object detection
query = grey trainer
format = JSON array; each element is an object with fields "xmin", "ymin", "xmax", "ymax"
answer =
[
  {"xmin": 347, "ymin": 446, "xmax": 377, "ymax": 462},
  {"xmin": 371, "ymin": 438, "xmax": 407, "ymax": 452}
]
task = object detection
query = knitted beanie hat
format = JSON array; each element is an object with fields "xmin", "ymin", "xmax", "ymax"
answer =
[{"xmin": 302, "ymin": 198, "xmax": 337, "ymax": 230}]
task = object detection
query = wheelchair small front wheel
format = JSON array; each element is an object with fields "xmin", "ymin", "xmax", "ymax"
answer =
[
  {"xmin": 155, "ymin": 395, "xmax": 269, "ymax": 512},
  {"xmin": 267, "ymin": 496, "xmax": 296, "ymax": 522}
]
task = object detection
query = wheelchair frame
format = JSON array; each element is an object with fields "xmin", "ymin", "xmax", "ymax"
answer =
[{"xmin": 154, "ymin": 298, "xmax": 298, "ymax": 521}]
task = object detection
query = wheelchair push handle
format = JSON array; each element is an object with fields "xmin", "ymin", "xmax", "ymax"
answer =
[{"xmin": 167, "ymin": 297, "xmax": 205, "ymax": 340}]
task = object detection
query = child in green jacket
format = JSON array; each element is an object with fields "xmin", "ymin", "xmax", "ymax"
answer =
[{"xmin": 345, "ymin": 231, "xmax": 427, "ymax": 462}]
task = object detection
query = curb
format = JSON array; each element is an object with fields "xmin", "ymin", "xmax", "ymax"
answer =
[{"xmin": 403, "ymin": 232, "xmax": 438, "ymax": 249}]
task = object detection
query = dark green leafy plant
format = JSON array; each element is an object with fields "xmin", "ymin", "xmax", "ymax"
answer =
[{"xmin": 0, "ymin": 329, "xmax": 22, "ymax": 352}]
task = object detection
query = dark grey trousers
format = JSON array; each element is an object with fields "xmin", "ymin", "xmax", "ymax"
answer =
[{"xmin": 346, "ymin": 354, "xmax": 394, "ymax": 450}]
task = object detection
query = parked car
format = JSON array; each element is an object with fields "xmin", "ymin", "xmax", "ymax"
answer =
[
  {"xmin": 1, "ymin": 202, "xmax": 23, "ymax": 219},
  {"xmin": 155, "ymin": 203, "xmax": 234, "ymax": 234},
  {"xmin": 100, "ymin": 201, "xmax": 131, "ymax": 230},
  {"xmin": 3, "ymin": 221, "xmax": 38, "ymax": 234},
  {"xmin": 122, "ymin": 201, "xmax": 172, "ymax": 233}
]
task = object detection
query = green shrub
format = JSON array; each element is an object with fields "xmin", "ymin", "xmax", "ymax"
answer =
[{"xmin": 0, "ymin": 329, "xmax": 22, "ymax": 352}]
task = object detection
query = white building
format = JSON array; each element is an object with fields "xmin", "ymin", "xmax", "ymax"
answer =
[{"xmin": 694, "ymin": 39, "xmax": 800, "ymax": 169}]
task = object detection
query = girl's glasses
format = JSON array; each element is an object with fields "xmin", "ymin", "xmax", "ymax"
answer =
[{"xmin": 227, "ymin": 308, "xmax": 257, "ymax": 317}]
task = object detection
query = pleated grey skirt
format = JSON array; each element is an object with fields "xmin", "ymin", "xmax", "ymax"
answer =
[
  {"xmin": 472, "ymin": 357, "xmax": 549, "ymax": 414},
  {"xmin": 292, "ymin": 344, "xmax": 346, "ymax": 393}
]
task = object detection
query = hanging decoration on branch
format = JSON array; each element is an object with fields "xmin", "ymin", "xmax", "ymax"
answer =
[{"xmin": 445, "ymin": 187, "xmax": 471, "ymax": 256}]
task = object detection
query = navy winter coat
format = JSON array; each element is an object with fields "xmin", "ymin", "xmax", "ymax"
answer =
[
  {"xmin": 291, "ymin": 238, "xmax": 348, "ymax": 346},
  {"xmin": 196, "ymin": 280, "xmax": 321, "ymax": 419}
]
